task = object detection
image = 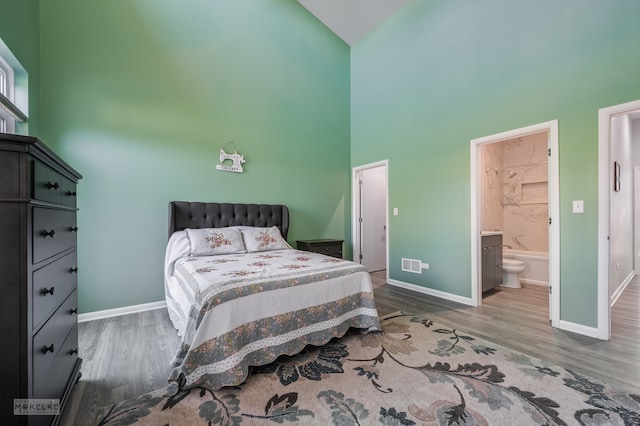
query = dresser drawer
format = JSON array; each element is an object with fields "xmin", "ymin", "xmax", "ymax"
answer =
[
  {"xmin": 33, "ymin": 159, "xmax": 78, "ymax": 208},
  {"xmin": 32, "ymin": 251, "xmax": 78, "ymax": 331},
  {"xmin": 34, "ymin": 324, "xmax": 79, "ymax": 401},
  {"xmin": 33, "ymin": 291, "xmax": 78, "ymax": 387},
  {"xmin": 32, "ymin": 208, "xmax": 77, "ymax": 263}
]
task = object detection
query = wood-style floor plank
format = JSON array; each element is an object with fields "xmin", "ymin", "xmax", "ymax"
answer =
[{"xmin": 60, "ymin": 272, "xmax": 640, "ymax": 424}]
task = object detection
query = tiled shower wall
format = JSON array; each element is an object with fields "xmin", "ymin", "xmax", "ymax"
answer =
[{"xmin": 482, "ymin": 131, "xmax": 549, "ymax": 253}]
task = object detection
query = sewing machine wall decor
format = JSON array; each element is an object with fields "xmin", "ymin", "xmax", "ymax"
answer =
[{"xmin": 216, "ymin": 148, "xmax": 245, "ymax": 173}]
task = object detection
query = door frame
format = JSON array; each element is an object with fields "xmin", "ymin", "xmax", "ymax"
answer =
[
  {"xmin": 635, "ymin": 166, "xmax": 640, "ymax": 275},
  {"xmin": 352, "ymin": 160, "xmax": 389, "ymax": 277},
  {"xmin": 470, "ymin": 120, "xmax": 560, "ymax": 327},
  {"xmin": 597, "ymin": 99, "xmax": 640, "ymax": 340}
]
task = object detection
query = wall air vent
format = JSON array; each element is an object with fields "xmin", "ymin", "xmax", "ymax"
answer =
[{"xmin": 401, "ymin": 258, "xmax": 422, "ymax": 274}]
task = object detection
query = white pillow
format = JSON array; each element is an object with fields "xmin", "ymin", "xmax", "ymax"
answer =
[
  {"xmin": 241, "ymin": 226, "xmax": 291, "ymax": 252},
  {"xmin": 185, "ymin": 228, "xmax": 246, "ymax": 256}
]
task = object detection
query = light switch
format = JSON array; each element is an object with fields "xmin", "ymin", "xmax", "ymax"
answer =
[
  {"xmin": 573, "ymin": 200, "xmax": 584, "ymax": 213},
  {"xmin": 393, "ymin": 208, "xmax": 398, "ymax": 216}
]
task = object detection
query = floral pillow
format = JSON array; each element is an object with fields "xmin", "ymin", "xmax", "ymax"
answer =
[
  {"xmin": 185, "ymin": 228, "xmax": 246, "ymax": 256},
  {"xmin": 241, "ymin": 226, "xmax": 291, "ymax": 252}
]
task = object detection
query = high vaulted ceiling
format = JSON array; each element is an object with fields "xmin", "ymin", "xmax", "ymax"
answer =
[{"xmin": 297, "ymin": 0, "xmax": 407, "ymax": 45}]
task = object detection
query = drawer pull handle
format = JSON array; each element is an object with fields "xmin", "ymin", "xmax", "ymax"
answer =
[
  {"xmin": 68, "ymin": 191, "xmax": 77, "ymax": 197},
  {"xmin": 46, "ymin": 181, "xmax": 60, "ymax": 190},
  {"xmin": 70, "ymin": 308, "xmax": 78, "ymax": 315},
  {"xmin": 42, "ymin": 344, "xmax": 55, "ymax": 354},
  {"xmin": 69, "ymin": 226, "xmax": 79, "ymax": 232},
  {"xmin": 69, "ymin": 267, "xmax": 79, "ymax": 273},
  {"xmin": 41, "ymin": 287, "xmax": 55, "ymax": 296},
  {"xmin": 69, "ymin": 348, "xmax": 79, "ymax": 355},
  {"xmin": 42, "ymin": 229, "xmax": 56, "ymax": 238}
]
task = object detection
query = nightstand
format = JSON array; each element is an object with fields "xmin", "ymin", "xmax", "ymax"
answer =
[{"xmin": 296, "ymin": 239, "xmax": 344, "ymax": 259}]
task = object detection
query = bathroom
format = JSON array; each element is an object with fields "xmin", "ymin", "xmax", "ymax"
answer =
[{"xmin": 481, "ymin": 130, "xmax": 550, "ymax": 291}]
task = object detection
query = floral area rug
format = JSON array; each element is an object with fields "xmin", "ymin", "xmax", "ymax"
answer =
[{"xmin": 96, "ymin": 312, "xmax": 640, "ymax": 425}]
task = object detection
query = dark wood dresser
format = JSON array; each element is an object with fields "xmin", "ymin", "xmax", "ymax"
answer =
[
  {"xmin": 0, "ymin": 134, "xmax": 82, "ymax": 425},
  {"xmin": 296, "ymin": 239, "xmax": 344, "ymax": 259}
]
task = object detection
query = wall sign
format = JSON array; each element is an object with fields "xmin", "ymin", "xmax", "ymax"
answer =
[{"xmin": 216, "ymin": 142, "xmax": 245, "ymax": 173}]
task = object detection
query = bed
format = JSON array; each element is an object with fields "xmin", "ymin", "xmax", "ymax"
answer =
[{"xmin": 164, "ymin": 201, "xmax": 381, "ymax": 395}]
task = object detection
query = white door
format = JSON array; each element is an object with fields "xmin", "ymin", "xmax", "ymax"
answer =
[{"xmin": 359, "ymin": 167, "xmax": 387, "ymax": 272}]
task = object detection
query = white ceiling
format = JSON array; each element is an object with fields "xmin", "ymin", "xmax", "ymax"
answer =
[{"xmin": 297, "ymin": 0, "xmax": 407, "ymax": 45}]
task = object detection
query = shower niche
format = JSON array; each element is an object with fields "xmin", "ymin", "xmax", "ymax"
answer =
[{"xmin": 521, "ymin": 181, "xmax": 548, "ymax": 204}]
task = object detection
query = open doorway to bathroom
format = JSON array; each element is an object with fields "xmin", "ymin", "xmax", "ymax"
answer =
[{"xmin": 470, "ymin": 121, "xmax": 559, "ymax": 326}]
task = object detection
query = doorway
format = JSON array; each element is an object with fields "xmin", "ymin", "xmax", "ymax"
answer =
[
  {"xmin": 352, "ymin": 161, "xmax": 388, "ymax": 274},
  {"xmin": 470, "ymin": 120, "xmax": 559, "ymax": 327},
  {"xmin": 597, "ymin": 100, "xmax": 640, "ymax": 340}
]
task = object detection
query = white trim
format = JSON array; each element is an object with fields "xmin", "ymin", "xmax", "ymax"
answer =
[
  {"xmin": 0, "ymin": 92, "xmax": 27, "ymax": 122},
  {"xmin": 635, "ymin": 166, "xmax": 640, "ymax": 275},
  {"xmin": 470, "ymin": 135, "xmax": 481, "ymax": 307},
  {"xmin": 520, "ymin": 279, "xmax": 549, "ymax": 287},
  {"xmin": 0, "ymin": 37, "xmax": 28, "ymax": 131},
  {"xmin": 352, "ymin": 160, "xmax": 389, "ymax": 277},
  {"xmin": 0, "ymin": 53, "xmax": 14, "ymax": 100},
  {"xmin": 610, "ymin": 271, "xmax": 634, "ymax": 308},
  {"xmin": 597, "ymin": 99, "xmax": 640, "ymax": 341},
  {"xmin": 470, "ymin": 120, "xmax": 559, "ymax": 325},
  {"xmin": 0, "ymin": 43, "xmax": 22, "ymax": 132},
  {"xmin": 387, "ymin": 277, "xmax": 594, "ymax": 337},
  {"xmin": 548, "ymin": 120, "xmax": 560, "ymax": 326},
  {"xmin": 78, "ymin": 301, "xmax": 167, "ymax": 323},
  {"xmin": 386, "ymin": 278, "xmax": 474, "ymax": 306}
]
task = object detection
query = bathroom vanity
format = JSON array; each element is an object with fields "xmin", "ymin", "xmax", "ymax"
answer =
[{"xmin": 481, "ymin": 232, "xmax": 503, "ymax": 292}]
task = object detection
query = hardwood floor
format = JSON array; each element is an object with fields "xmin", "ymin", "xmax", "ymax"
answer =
[
  {"xmin": 60, "ymin": 272, "xmax": 640, "ymax": 424},
  {"xmin": 372, "ymin": 270, "xmax": 640, "ymax": 392},
  {"xmin": 59, "ymin": 309, "xmax": 181, "ymax": 425}
]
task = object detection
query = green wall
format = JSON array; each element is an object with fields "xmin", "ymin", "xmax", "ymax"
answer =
[
  {"xmin": 5, "ymin": 0, "xmax": 639, "ymax": 330},
  {"xmin": 0, "ymin": 0, "xmax": 40, "ymax": 134},
  {"xmin": 38, "ymin": 0, "xmax": 351, "ymax": 313},
  {"xmin": 351, "ymin": 0, "xmax": 640, "ymax": 327}
]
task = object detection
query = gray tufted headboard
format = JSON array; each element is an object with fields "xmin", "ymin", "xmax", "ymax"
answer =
[{"xmin": 168, "ymin": 202, "xmax": 289, "ymax": 239}]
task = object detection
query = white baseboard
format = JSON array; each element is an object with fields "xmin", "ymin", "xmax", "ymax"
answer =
[
  {"xmin": 386, "ymin": 278, "xmax": 606, "ymax": 340},
  {"xmin": 386, "ymin": 278, "xmax": 474, "ymax": 306},
  {"xmin": 520, "ymin": 278, "xmax": 549, "ymax": 287},
  {"xmin": 78, "ymin": 301, "xmax": 167, "ymax": 323},
  {"xmin": 610, "ymin": 271, "xmax": 634, "ymax": 307}
]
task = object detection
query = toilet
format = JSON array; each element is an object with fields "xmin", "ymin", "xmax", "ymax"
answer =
[{"xmin": 501, "ymin": 259, "xmax": 525, "ymax": 288}]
